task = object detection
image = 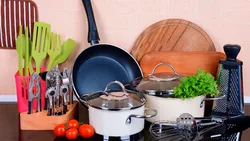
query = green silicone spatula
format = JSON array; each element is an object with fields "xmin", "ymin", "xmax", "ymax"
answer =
[
  {"xmin": 16, "ymin": 25, "xmax": 24, "ymax": 76},
  {"xmin": 23, "ymin": 27, "xmax": 34, "ymax": 76},
  {"xmin": 52, "ymin": 38, "xmax": 76, "ymax": 66},
  {"xmin": 31, "ymin": 22, "xmax": 51, "ymax": 73}
]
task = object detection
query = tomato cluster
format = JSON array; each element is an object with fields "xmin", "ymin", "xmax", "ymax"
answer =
[{"xmin": 53, "ymin": 119, "xmax": 95, "ymax": 140}]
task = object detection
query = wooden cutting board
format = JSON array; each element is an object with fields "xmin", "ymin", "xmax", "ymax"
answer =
[
  {"xmin": 140, "ymin": 51, "xmax": 225, "ymax": 78},
  {"xmin": 131, "ymin": 19, "xmax": 216, "ymax": 61},
  {"xmin": 0, "ymin": 0, "xmax": 38, "ymax": 49}
]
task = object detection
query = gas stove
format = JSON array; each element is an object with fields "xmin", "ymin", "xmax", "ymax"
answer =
[{"xmin": 94, "ymin": 132, "xmax": 144, "ymax": 141}]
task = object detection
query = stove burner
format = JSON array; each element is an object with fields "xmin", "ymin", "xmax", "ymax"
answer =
[{"xmin": 95, "ymin": 131, "xmax": 144, "ymax": 141}]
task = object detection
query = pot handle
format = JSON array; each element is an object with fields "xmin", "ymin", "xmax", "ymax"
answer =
[
  {"xmin": 148, "ymin": 62, "xmax": 180, "ymax": 81},
  {"xmin": 79, "ymin": 94, "xmax": 90, "ymax": 108},
  {"xmin": 200, "ymin": 94, "xmax": 226, "ymax": 108},
  {"xmin": 104, "ymin": 81, "xmax": 129, "ymax": 97},
  {"xmin": 125, "ymin": 108, "xmax": 157, "ymax": 124}
]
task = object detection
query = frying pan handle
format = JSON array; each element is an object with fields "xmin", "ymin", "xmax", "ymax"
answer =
[{"xmin": 82, "ymin": 0, "xmax": 100, "ymax": 45}]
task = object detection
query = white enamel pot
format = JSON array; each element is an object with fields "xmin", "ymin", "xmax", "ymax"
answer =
[
  {"xmin": 132, "ymin": 62, "xmax": 225, "ymax": 123},
  {"xmin": 144, "ymin": 95, "xmax": 204, "ymax": 122},
  {"xmin": 144, "ymin": 94, "xmax": 225, "ymax": 122},
  {"xmin": 79, "ymin": 81, "xmax": 157, "ymax": 137}
]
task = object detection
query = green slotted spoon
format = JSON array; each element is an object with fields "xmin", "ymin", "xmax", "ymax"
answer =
[{"xmin": 31, "ymin": 22, "xmax": 51, "ymax": 73}]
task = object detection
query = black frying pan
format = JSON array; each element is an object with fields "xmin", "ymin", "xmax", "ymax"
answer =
[{"xmin": 72, "ymin": 0, "xmax": 143, "ymax": 100}]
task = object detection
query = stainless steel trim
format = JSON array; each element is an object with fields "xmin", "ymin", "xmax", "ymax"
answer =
[
  {"xmin": 200, "ymin": 94, "xmax": 226, "ymax": 108},
  {"xmin": 125, "ymin": 108, "xmax": 157, "ymax": 124},
  {"xmin": 148, "ymin": 62, "xmax": 180, "ymax": 81},
  {"xmin": 104, "ymin": 81, "xmax": 128, "ymax": 97}
]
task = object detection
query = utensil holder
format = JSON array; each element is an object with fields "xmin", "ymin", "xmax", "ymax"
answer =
[
  {"xmin": 20, "ymin": 101, "xmax": 78, "ymax": 130},
  {"xmin": 14, "ymin": 68, "xmax": 46, "ymax": 113}
]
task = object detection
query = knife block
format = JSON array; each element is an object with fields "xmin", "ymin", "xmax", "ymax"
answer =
[{"xmin": 20, "ymin": 101, "xmax": 78, "ymax": 130}]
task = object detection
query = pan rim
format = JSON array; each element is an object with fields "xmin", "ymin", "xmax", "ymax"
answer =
[{"xmin": 71, "ymin": 43, "xmax": 143, "ymax": 99}]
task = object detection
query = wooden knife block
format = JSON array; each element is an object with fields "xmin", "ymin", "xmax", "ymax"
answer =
[{"xmin": 20, "ymin": 101, "xmax": 78, "ymax": 130}]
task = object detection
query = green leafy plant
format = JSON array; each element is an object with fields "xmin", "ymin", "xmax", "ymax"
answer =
[{"xmin": 173, "ymin": 69, "xmax": 219, "ymax": 99}]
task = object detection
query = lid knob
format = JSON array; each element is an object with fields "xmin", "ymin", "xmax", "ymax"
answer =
[{"xmin": 223, "ymin": 44, "xmax": 241, "ymax": 61}]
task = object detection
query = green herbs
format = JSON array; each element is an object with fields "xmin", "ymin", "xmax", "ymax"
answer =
[{"xmin": 173, "ymin": 69, "xmax": 219, "ymax": 99}]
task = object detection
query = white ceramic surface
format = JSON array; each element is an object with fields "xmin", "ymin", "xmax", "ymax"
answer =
[
  {"xmin": 145, "ymin": 95, "xmax": 205, "ymax": 122},
  {"xmin": 89, "ymin": 106, "xmax": 145, "ymax": 137}
]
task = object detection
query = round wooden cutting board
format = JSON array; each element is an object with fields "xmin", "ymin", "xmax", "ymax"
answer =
[{"xmin": 131, "ymin": 19, "xmax": 216, "ymax": 61}]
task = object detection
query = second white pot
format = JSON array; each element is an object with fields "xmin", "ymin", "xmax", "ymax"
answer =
[{"xmin": 144, "ymin": 95, "xmax": 205, "ymax": 122}]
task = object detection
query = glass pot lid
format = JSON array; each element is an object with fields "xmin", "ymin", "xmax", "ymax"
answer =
[
  {"xmin": 134, "ymin": 62, "xmax": 181, "ymax": 96},
  {"xmin": 84, "ymin": 81, "xmax": 146, "ymax": 110}
]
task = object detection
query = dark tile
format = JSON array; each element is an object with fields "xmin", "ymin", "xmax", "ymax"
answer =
[
  {"xmin": 0, "ymin": 104, "xmax": 19, "ymax": 141},
  {"xmin": 241, "ymin": 105, "xmax": 250, "ymax": 141},
  {"xmin": 0, "ymin": 103, "xmax": 250, "ymax": 141}
]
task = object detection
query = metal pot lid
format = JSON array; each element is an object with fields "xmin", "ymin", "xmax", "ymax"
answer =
[
  {"xmin": 84, "ymin": 81, "xmax": 146, "ymax": 110},
  {"xmin": 134, "ymin": 62, "xmax": 181, "ymax": 96}
]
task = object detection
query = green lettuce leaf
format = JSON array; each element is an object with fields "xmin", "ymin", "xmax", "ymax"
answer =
[{"xmin": 173, "ymin": 69, "xmax": 219, "ymax": 99}]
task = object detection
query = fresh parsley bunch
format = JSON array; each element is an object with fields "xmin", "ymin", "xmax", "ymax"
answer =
[{"xmin": 174, "ymin": 69, "xmax": 219, "ymax": 99}]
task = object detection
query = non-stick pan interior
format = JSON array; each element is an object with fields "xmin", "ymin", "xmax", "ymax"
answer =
[{"xmin": 72, "ymin": 44, "xmax": 142, "ymax": 97}]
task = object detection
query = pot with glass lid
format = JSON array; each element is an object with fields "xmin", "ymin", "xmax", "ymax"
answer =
[
  {"xmin": 131, "ymin": 62, "xmax": 225, "ymax": 123},
  {"xmin": 79, "ymin": 81, "xmax": 157, "ymax": 137}
]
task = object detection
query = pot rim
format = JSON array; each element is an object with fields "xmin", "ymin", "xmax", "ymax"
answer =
[
  {"xmin": 82, "ymin": 81, "xmax": 148, "ymax": 111},
  {"xmin": 87, "ymin": 102, "xmax": 146, "ymax": 111}
]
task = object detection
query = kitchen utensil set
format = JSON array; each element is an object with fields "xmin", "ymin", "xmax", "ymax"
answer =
[
  {"xmin": 45, "ymin": 65, "xmax": 72, "ymax": 116},
  {"xmin": 14, "ymin": 21, "xmax": 76, "ymax": 115},
  {"xmin": 16, "ymin": 21, "xmax": 76, "ymax": 76}
]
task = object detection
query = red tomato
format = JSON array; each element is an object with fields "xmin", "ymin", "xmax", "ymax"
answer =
[
  {"xmin": 67, "ymin": 119, "xmax": 79, "ymax": 129},
  {"xmin": 53, "ymin": 124, "xmax": 66, "ymax": 137},
  {"xmin": 65, "ymin": 128, "xmax": 78, "ymax": 140},
  {"xmin": 79, "ymin": 124, "xmax": 95, "ymax": 138}
]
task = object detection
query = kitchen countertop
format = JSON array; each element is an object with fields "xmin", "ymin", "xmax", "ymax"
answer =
[{"xmin": 1, "ymin": 103, "xmax": 250, "ymax": 141}]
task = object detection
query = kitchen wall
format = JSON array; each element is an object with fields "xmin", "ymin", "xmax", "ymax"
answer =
[{"xmin": 1, "ymin": 0, "xmax": 250, "ymax": 97}]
